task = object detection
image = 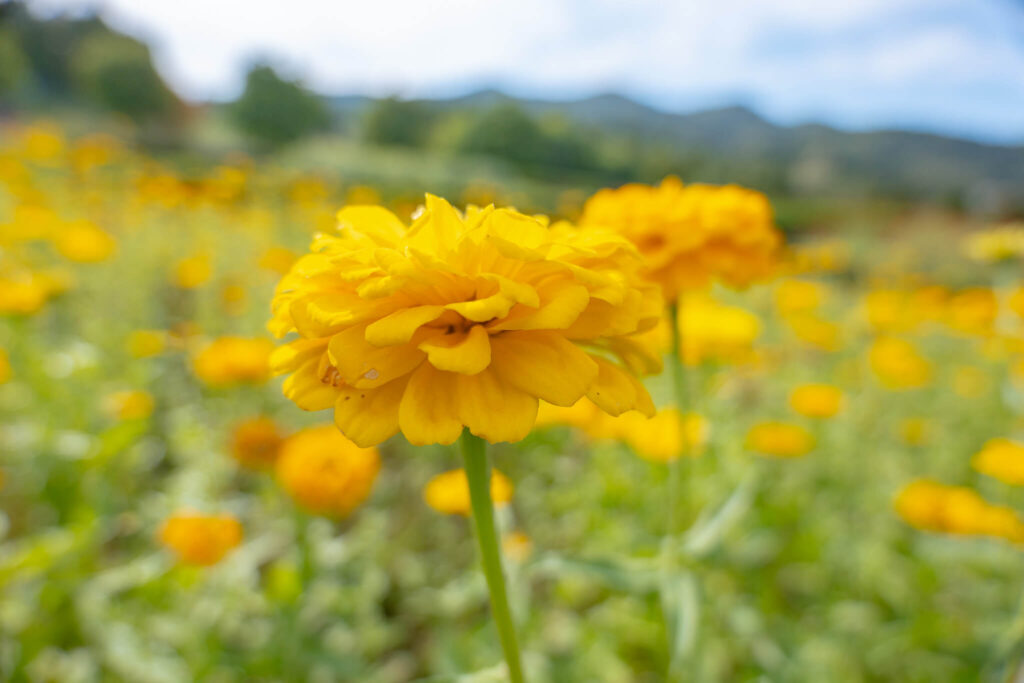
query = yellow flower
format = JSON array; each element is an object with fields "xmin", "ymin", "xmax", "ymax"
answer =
[
  {"xmin": 869, "ymin": 337, "xmax": 932, "ymax": 390},
  {"xmin": 616, "ymin": 409, "xmax": 708, "ymax": 462},
  {"xmin": 258, "ymin": 246, "xmax": 299, "ymax": 275},
  {"xmin": 229, "ymin": 416, "xmax": 284, "ymax": 470},
  {"xmin": 159, "ymin": 512, "xmax": 243, "ymax": 566},
  {"xmin": 774, "ymin": 279, "xmax": 825, "ymax": 316},
  {"xmin": 789, "ymin": 383, "xmax": 843, "ymax": 419},
  {"xmin": 126, "ymin": 330, "xmax": 166, "ymax": 358},
  {"xmin": 745, "ymin": 421, "xmax": 814, "ymax": 458},
  {"xmin": 894, "ymin": 479, "xmax": 1024, "ymax": 542},
  {"xmin": 103, "ymin": 390, "xmax": 155, "ymax": 421},
  {"xmin": 678, "ymin": 294, "xmax": 761, "ymax": 365},
  {"xmin": 945, "ymin": 287, "xmax": 998, "ymax": 337},
  {"xmin": 502, "ymin": 530, "xmax": 533, "ymax": 562},
  {"xmin": 52, "ymin": 220, "xmax": 117, "ymax": 263},
  {"xmin": 0, "ymin": 272, "xmax": 61, "ymax": 315},
  {"xmin": 173, "ymin": 253, "xmax": 212, "ymax": 289},
  {"xmin": 784, "ymin": 314, "xmax": 842, "ymax": 352},
  {"xmin": 424, "ymin": 467, "xmax": 514, "ymax": 515},
  {"xmin": 269, "ymin": 196, "xmax": 661, "ymax": 447},
  {"xmin": 221, "ymin": 283, "xmax": 248, "ymax": 316},
  {"xmin": 900, "ymin": 418, "xmax": 930, "ymax": 446},
  {"xmin": 345, "ymin": 184, "xmax": 381, "ymax": 205},
  {"xmin": 864, "ymin": 290, "xmax": 917, "ymax": 333},
  {"xmin": 193, "ymin": 337, "xmax": 273, "ymax": 387},
  {"xmin": 580, "ymin": 177, "xmax": 781, "ymax": 300},
  {"xmin": 275, "ymin": 425, "xmax": 380, "ymax": 518},
  {"xmin": 0, "ymin": 348, "xmax": 10, "ymax": 384},
  {"xmin": 20, "ymin": 123, "xmax": 65, "ymax": 163},
  {"xmin": 972, "ymin": 438, "xmax": 1024, "ymax": 486},
  {"xmin": 964, "ymin": 224, "xmax": 1024, "ymax": 263}
]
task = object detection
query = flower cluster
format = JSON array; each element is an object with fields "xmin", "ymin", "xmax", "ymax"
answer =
[
  {"xmin": 895, "ymin": 479, "xmax": 1024, "ymax": 542},
  {"xmin": 269, "ymin": 196, "xmax": 662, "ymax": 447}
]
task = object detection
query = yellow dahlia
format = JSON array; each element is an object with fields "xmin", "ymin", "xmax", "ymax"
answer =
[
  {"xmin": 580, "ymin": 176, "xmax": 781, "ymax": 300},
  {"xmin": 269, "ymin": 195, "xmax": 662, "ymax": 447}
]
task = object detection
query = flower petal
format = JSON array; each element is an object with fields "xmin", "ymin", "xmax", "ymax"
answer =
[
  {"xmin": 490, "ymin": 331, "xmax": 598, "ymax": 406},
  {"xmin": 327, "ymin": 325, "xmax": 425, "ymax": 388},
  {"xmin": 586, "ymin": 356, "xmax": 655, "ymax": 417},
  {"xmin": 446, "ymin": 292, "xmax": 516, "ymax": 322},
  {"xmin": 334, "ymin": 376, "xmax": 408, "ymax": 447},
  {"xmin": 456, "ymin": 368, "xmax": 538, "ymax": 443},
  {"xmin": 364, "ymin": 305, "xmax": 446, "ymax": 346},
  {"xmin": 399, "ymin": 364, "xmax": 463, "ymax": 445},
  {"xmin": 282, "ymin": 358, "xmax": 336, "ymax": 411},
  {"xmin": 419, "ymin": 324, "xmax": 491, "ymax": 375}
]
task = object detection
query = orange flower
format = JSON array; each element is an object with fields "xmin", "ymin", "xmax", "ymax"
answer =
[
  {"xmin": 159, "ymin": 512, "xmax": 243, "ymax": 566},
  {"xmin": 276, "ymin": 425, "xmax": 380, "ymax": 517},
  {"xmin": 230, "ymin": 417, "xmax": 285, "ymax": 469}
]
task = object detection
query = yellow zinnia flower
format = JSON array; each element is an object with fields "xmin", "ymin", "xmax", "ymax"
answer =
[
  {"xmin": 894, "ymin": 479, "xmax": 1024, "ymax": 542},
  {"xmin": 52, "ymin": 219, "xmax": 117, "ymax": 263},
  {"xmin": 275, "ymin": 425, "xmax": 380, "ymax": 518},
  {"xmin": 745, "ymin": 421, "xmax": 815, "ymax": 458},
  {"xmin": 678, "ymin": 294, "xmax": 761, "ymax": 366},
  {"xmin": 774, "ymin": 279, "xmax": 825, "ymax": 316},
  {"xmin": 269, "ymin": 196, "xmax": 662, "ymax": 447},
  {"xmin": 103, "ymin": 389, "xmax": 155, "ymax": 421},
  {"xmin": 423, "ymin": 467, "xmax": 514, "ymax": 515},
  {"xmin": 580, "ymin": 176, "xmax": 781, "ymax": 300},
  {"xmin": 868, "ymin": 337, "xmax": 932, "ymax": 390},
  {"xmin": 173, "ymin": 253, "xmax": 212, "ymax": 289},
  {"xmin": 159, "ymin": 512, "xmax": 243, "ymax": 566},
  {"xmin": 972, "ymin": 438, "xmax": 1024, "ymax": 486},
  {"xmin": 193, "ymin": 336, "xmax": 273, "ymax": 387},
  {"xmin": 789, "ymin": 383, "xmax": 843, "ymax": 419},
  {"xmin": 229, "ymin": 416, "xmax": 285, "ymax": 470}
]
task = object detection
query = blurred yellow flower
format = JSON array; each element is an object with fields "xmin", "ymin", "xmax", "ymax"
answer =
[
  {"xmin": 126, "ymin": 329, "xmax": 166, "ymax": 358},
  {"xmin": 745, "ymin": 421, "xmax": 815, "ymax": 458},
  {"xmin": 774, "ymin": 279, "xmax": 825, "ymax": 316},
  {"xmin": 869, "ymin": 337, "xmax": 932, "ymax": 390},
  {"xmin": 103, "ymin": 389, "xmax": 155, "ymax": 421},
  {"xmin": 895, "ymin": 479, "xmax": 1024, "ymax": 542},
  {"xmin": 964, "ymin": 225, "xmax": 1024, "ymax": 263},
  {"xmin": 678, "ymin": 294, "xmax": 761, "ymax": 365},
  {"xmin": 345, "ymin": 184, "xmax": 381, "ymax": 206},
  {"xmin": 258, "ymin": 246, "xmax": 299, "ymax": 275},
  {"xmin": 580, "ymin": 176, "xmax": 781, "ymax": 300},
  {"xmin": 900, "ymin": 418, "xmax": 931, "ymax": 446},
  {"xmin": 789, "ymin": 383, "xmax": 843, "ymax": 419},
  {"xmin": 972, "ymin": 438, "xmax": 1024, "ymax": 486},
  {"xmin": 945, "ymin": 288, "xmax": 997, "ymax": 337},
  {"xmin": 0, "ymin": 348, "xmax": 10, "ymax": 384},
  {"xmin": 173, "ymin": 253, "xmax": 212, "ymax": 289},
  {"xmin": 193, "ymin": 336, "xmax": 273, "ymax": 387},
  {"xmin": 0, "ymin": 272, "xmax": 61, "ymax": 315},
  {"xmin": 269, "ymin": 195, "xmax": 661, "ymax": 447},
  {"xmin": 275, "ymin": 425, "xmax": 380, "ymax": 518},
  {"xmin": 784, "ymin": 314, "xmax": 842, "ymax": 352},
  {"xmin": 159, "ymin": 512, "xmax": 243, "ymax": 566},
  {"xmin": 221, "ymin": 282, "xmax": 248, "ymax": 316},
  {"xmin": 229, "ymin": 416, "xmax": 284, "ymax": 470},
  {"xmin": 52, "ymin": 220, "xmax": 117, "ymax": 263},
  {"xmin": 502, "ymin": 530, "xmax": 533, "ymax": 563},
  {"xmin": 424, "ymin": 467, "xmax": 514, "ymax": 516},
  {"xmin": 617, "ymin": 408, "xmax": 708, "ymax": 462},
  {"xmin": 21, "ymin": 123, "xmax": 65, "ymax": 163}
]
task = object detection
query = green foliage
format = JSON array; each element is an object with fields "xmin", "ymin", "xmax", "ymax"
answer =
[
  {"xmin": 363, "ymin": 96, "xmax": 435, "ymax": 147},
  {"xmin": 71, "ymin": 33, "xmax": 180, "ymax": 123},
  {"xmin": 0, "ymin": 28, "xmax": 28, "ymax": 96},
  {"xmin": 229, "ymin": 65, "xmax": 331, "ymax": 149}
]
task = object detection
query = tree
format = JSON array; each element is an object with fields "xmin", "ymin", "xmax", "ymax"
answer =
[
  {"xmin": 0, "ymin": 28, "xmax": 28, "ymax": 96},
  {"xmin": 363, "ymin": 97, "xmax": 434, "ymax": 147},
  {"xmin": 71, "ymin": 32, "xmax": 180, "ymax": 123},
  {"xmin": 229, "ymin": 65, "xmax": 331, "ymax": 148}
]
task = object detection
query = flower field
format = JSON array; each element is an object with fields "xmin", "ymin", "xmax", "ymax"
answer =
[{"xmin": 3, "ymin": 120, "xmax": 1024, "ymax": 682}]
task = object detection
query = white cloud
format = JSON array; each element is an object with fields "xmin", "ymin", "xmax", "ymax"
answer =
[{"xmin": 27, "ymin": 0, "xmax": 1024, "ymax": 141}]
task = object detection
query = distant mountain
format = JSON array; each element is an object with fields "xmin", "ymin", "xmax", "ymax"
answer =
[{"xmin": 328, "ymin": 90, "xmax": 1024, "ymax": 213}]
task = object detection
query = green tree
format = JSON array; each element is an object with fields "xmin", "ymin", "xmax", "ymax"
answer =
[
  {"xmin": 71, "ymin": 32, "xmax": 179, "ymax": 122},
  {"xmin": 229, "ymin": 65, "xmax": 331, "ymax": 148},
  {"xmin": 0, "ymin": 28, "xmax": 28, "ymax": 96},
  {"xmin": 363, "ymin": 97, "xmax": 435, "ymax": 147}
]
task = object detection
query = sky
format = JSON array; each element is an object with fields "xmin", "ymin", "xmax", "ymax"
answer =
[{"xmin": 30, "ymin": 0, "xmax": 1024, "ymax": 144}]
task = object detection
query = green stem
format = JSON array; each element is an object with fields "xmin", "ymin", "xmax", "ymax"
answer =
[{"xmin": 460, "ymin": 431, "xmax": 526, "ymax": 683}]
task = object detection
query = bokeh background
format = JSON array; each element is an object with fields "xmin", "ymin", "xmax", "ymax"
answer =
[{"xmin": 2, "ymin": 1, "xmax": 1024, "ymax": 681}]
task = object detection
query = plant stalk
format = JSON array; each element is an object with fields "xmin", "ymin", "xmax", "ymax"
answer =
[{"xmin": 460, "ymin": 430, "xmax": 526, "ymax": 683}]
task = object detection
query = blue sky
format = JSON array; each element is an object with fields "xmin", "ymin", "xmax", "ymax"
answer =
[{"xmin": 33, "ymin": 0, "xmax": 1024, "ymax": 144}]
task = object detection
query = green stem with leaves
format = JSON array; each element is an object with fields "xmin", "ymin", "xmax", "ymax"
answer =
[{"xmin": 460, "ymin": 431, "xmax": 526, "ymax": 683}]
